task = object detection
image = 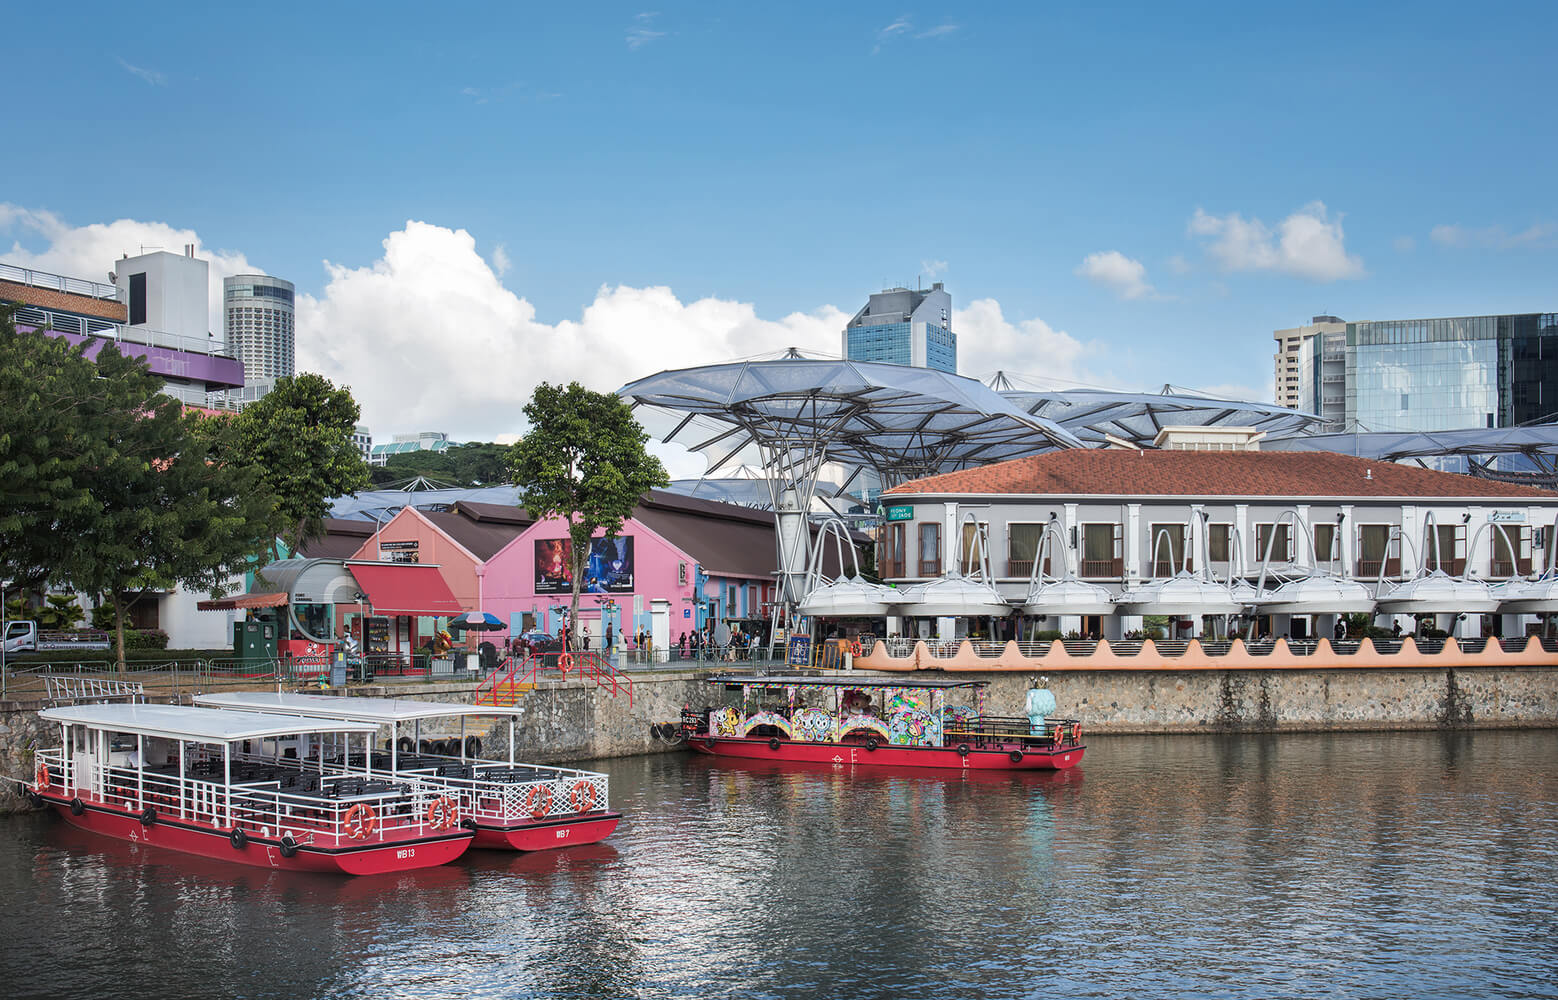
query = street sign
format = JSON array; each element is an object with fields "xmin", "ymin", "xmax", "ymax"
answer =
[{"xmin": 885, "ymin": 505, "xmax": 914, "ymax": 522}]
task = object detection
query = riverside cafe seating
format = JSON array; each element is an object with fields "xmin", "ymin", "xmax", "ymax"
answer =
[
  {"xmin": 26, "ymin": 704, "xmax": 475, "ymax": 875},
  {"xmin": 194, "ymin": 692, "xmax": 620, "ymax": 851}
]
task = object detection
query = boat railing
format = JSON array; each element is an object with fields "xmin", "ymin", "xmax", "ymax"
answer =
[
  {"xmin": 941, "ymin": 715, "xmax": 1083, "ymax": 749},
  {"xmin": 89, "ymin": 759, "xmax": 447, "ymax": 845}
]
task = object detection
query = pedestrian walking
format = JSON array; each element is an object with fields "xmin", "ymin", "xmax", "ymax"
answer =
[{"xmin": 583, "ymin": 625, "xmax": 592, "ymax": 651}]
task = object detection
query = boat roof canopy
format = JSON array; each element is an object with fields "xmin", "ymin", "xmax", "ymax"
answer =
[
  {"xmin": 706, "ymin": 673, "xmax": 986, "ymax": 690},
  {"xmin": 194, "ymin": 691, "xmax": 519, "ymax": 724},
  {"xmin": 39, "ymin": 704, "xmax": 380, "ymax": 743}
]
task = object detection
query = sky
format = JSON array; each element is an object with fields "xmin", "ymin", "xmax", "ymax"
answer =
[{"xmin": 4, "ymin": 2, "xmax": 1555, "ymax": 470}]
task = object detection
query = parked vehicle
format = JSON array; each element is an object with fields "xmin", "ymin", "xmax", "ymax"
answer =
[{"xmin": 2, "ymin": 621, "xmax": 111, "ymax": 655}]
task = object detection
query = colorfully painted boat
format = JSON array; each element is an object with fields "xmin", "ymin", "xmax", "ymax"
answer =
[
  {"xmin": 678, "ymin": 674, "xmax": 1084, "ymax": 770},
  {"xmin": 193, "ymin": 692, "xmax": 620, "ymax": 852},
  {"xmin": 27, "ymin": 704, "xmax": 474, "ymax": 875}
]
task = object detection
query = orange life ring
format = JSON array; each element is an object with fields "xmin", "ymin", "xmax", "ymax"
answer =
[
  {"xmin": 569, "ymin": 780, "xmax": 597, "ymax": 813},
  {"xmin": 849, "ymin": 639, "xmax": 862, "ymax": 657},
  {"xmin": 557, "ymin": 651, "xmax": 574, "ymax": 672},
  {"xmin": 525, "ymin": 784, "xmax": 553, "ymax": 820},
  {"xmin": 343, "ymin": 803, "xmax": 377, "ymax": 840},
  {"xmin": 34, "ymin": 761, "xmax": 50, "ymax": 791},
  {"xmin": 426, "ymin": 796, "xmax": 457, "ymax": 830}
]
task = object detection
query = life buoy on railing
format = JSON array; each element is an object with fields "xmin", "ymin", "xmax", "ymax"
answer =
[
  {"xmin": 850, "ymin": 639, "xmax": 862, "ymax": 658},
  {"xmin": 557, "ymin": 651, "xmax": 574, "ymax": 673},
  {"xmin": 34, "ymin": 761, "xmax": 50, "ymax": 791},
  {"xmin": 426, "ymin": 796, "xmax": 458, "ymax": 830},
  {"xmin": 344, "ymin": 803, "xmax": 378, "ymax": 840},
  {"xmin": 525, "ymin": 784, "xmax": 553, "ymax": 820},
  {"xmin": 568, "ymin": 781, "xmax": 597, "ymax": 813}
]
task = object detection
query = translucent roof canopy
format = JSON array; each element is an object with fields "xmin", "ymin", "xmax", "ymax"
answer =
[
  {"xmin": 1255, "ymin": 576, "xmax": 1377, "ymax": 615},
  {"xmin": 1263, "ymin": 426, "xmax": 1558, "ymax": 461},
  {"xmin": 797, "ymin": 576, "xmax": 899, "ymax": 617},
  {"xmin": 999, "ymin": 383, "xmax": 1325, "ymax": 447},
  {"xmin": 620, "ymin": 359, "xmax": 1084, "ymax": 487}
]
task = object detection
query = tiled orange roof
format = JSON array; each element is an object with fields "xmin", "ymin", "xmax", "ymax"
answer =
[{"xmin": 884, "ymin": 449, "xmax": 1556, "ymax": 500}]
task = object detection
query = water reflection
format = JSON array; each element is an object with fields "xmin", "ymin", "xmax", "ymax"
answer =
[{"xmin": 1, "ymin": 732, "xmax": 1555, "ymax": 999}]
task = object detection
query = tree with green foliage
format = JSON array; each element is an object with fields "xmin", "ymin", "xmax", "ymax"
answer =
[
  {"xmin": 206, "ymin": 373, "xmax": 370, "ymax": 563},
  {"xmin": 0, "ymin": 308, "xmax": 276, "ymax": 667},
  {"xmin": 368, "ymin": 441, "xmax": 511, "ymax": 488},
  {"xmin": 506, "ymin": 382, "xmax": 668, "ymax": 645}
]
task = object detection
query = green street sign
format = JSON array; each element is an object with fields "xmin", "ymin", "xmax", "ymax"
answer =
[{"xmin": 885, "ymin": 505, "xmax": 914, "ymax": 522}]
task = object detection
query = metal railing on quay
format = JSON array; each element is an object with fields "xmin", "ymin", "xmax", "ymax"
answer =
[{"xmin": 0, "ymin": 261, "xmax": 123, "ymax": 300}]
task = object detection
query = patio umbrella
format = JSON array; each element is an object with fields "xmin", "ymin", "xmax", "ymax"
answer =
[{"xmin": 447, "ymin": 611, "xmax": 507, "ymax": 631}]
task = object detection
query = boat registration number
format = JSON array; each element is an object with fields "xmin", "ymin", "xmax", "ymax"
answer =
[{"xmin": 397, "ymin": 849, "xmax": 416, "ymax": 859}]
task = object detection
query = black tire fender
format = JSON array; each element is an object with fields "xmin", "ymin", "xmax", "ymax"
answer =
[
  {"xmin": 397, "ymin": 736, "xmax": 415, "ymax": 754},
  {"xmin": 1009, "ymin": 749, "xmax": 1024, "ymax": 763},
  {"xmin": 230, "ymin": 828, "xmax": 248, "ymax": 850},
  {"xmin": 956, "ymin": 744, "xmax": 971, "ymax": 758},
  {"xmin": 70, "ymin": 797, "xmax": 85, "ymax": 816},
  {"xmin": 280, "ymin": 835, "xmax": 298, "ymax": 858},
  {"xmin": 140, "ymin": 807, "xmax": 156, "ymax": 827},
  {"xmin": 704, "ymin": 738, "xmax": 718, "ymax": 751},
  {"xmin": 864, "ymin": 737, "xmax": 880, "ymax": 752},
  {"xmin": 768, "ymin": 737, "xmax": 781, "ymax": 751},
  {"xmin": 464, "ymin": 735, "xmax": 482, "ymax": 758}
]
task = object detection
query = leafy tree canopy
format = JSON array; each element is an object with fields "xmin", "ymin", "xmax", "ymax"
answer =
[
  {"xmin": 506, "ymin": 382, "xmax": 668, "ymax": 640},
  {"xmin": 207, "ymin": 373, "xmax": 369, "ymax": 561},
  {"xmin": 0, "ymin": 307, "xmax": 276, "ymax": 665},
  {"xmin": 368, "ymin": 442, "xmax": 511, "ymax": 488}
]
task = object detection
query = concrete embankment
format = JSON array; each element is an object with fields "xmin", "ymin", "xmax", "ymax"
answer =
[{"xmin": 3, "ymin": 663, "xmax": 1555, "ymax": 813}]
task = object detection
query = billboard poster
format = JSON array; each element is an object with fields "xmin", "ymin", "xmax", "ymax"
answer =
[{"xmin": 534, "ymin": 536, "xmax": 635, "ymax": 594}]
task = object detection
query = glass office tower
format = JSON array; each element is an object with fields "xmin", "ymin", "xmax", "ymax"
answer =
[{"xmin": 843, "ymin": 283, "xmax": 956, "ymax": 373}]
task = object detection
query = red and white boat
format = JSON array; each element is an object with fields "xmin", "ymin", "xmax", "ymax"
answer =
[
  {"xmin": 679, "ymin": 674, "xmax": 1085, "ymax": 771},
  {"xmin": 194, "ymin": 691, "xmax": 620, "ymax": 852},
  {"xmin": 28, "ymin": 704, "xmax": 474, "ymax": 875}
]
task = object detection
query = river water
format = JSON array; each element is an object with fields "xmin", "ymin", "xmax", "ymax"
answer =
[{"xmin": 1, "ymin": 731, "xmax": 1555, "ymax": 1000}]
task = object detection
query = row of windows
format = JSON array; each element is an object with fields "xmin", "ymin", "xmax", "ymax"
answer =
[
  {"xmin": 226, "ymin": 285, "xmax": 295, "ymax": 304},
  {"xmin": 881, "ymin": 520, "xmax": 1534, "ymax": 579}
]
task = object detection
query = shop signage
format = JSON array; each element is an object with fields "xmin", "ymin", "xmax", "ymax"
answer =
[
  {"xmin": 1489, "ymin": 511, "xmax": 1527, "ymax": 523},
  {"xmin": 380, "ymin": 540, "xmax": 419, "ymax": 550},
  {"xmin": 885, "ymin": 505, "xmax": 914, "ymax": 522}
]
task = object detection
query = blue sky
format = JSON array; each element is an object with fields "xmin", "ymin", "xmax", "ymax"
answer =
[{"xmin": 4, "ymin": 1, "xmax": 1555, "ymax": 446}]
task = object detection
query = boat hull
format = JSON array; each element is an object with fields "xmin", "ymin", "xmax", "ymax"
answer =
[
  {"xmin": 687, "ymin": 735, "xmax": 1084, "ymax": 770},
  {"xmin": 470, "ymin": 811, "xmax": 623, "ymax": 852},
  {"xmin": 40, "ymin": 794, "xmax": 474, "ymax": 875}
]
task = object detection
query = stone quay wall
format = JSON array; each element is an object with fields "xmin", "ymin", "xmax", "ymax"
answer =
[{"xmin": 3, "ymin": 664, "xmax": 1554, "ymax": 813}]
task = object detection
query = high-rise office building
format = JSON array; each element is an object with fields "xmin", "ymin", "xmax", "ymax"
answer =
[
  {"xmin": 1274, "ymin": 312, "xmax": 1558, "ymax": 434},
  {"xmin": 224, "ymin": 274, "xmax": 295, "ymax": 384},
  {"xmin": 842, "ymin": 283, "xmax": 956, "ymax": 373}
]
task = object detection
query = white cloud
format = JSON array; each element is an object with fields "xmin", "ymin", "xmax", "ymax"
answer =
[
  {"xmin": 0, "ymin": 204, "xmax": 258, "ymax": 336},
  {"xmin": 1393, "ymin": 235, "xmax": 1416, "ymax": 252},
  {"xmin": 917, "ymin": 24, "xmax": 958, "ymax": 38},
  {"xmin": 1430, "ymin": 222, "xmax": 1556, "ymax": 250},
  {"xmin": 627, "ymin": 12, "xmax": 666, "ymax": 48},
  {"xmin": 295, "ymin": 221, "xmax": 849, "ymax": 444},
  {"xmin": 1188, "ymin": 201, "xmax": 1364, "ymax": 281},
  {"xmin": 952, "ymin": 298, "xmax": 1095, "ymax": 387},
  {"xmin": 490, "ymin": 243, "xmax": 511, "ymax": 276},
  {"xmin": 1166, "ymin": 254, "xmax": 1191, "ymax": 275},
  {"xmin": 1076, "ymin": 250, "xmax": 1154, "ymax": 300},
  {"xmin": 921, "ymin": 258, "xmax": 948, "ymax": 278},
  {"xmin": 117, "ymin": 58, "xmax": 165, "ymax": 86},
  {"xmin": 879, "ymin": 16, "xmax": 913, "ymax": 37}
]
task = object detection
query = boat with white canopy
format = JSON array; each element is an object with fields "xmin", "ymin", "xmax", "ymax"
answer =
[
  {"xmin": 194, "ymin": 692, "xmax": 619, "ymax": 851},
  {"xmin": 27, "ymin": 704, "xmax": 474, "ymax": 874}
]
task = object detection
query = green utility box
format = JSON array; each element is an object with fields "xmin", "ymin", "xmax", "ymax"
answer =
[{"xmin": 233, "ymin": 616, "xmax": 278, "ymax": 666}]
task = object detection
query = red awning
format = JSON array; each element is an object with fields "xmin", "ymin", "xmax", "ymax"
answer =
[
  {"xmin": 197, "ymin": 592, "xmax": 289, "ymax": 611},
  {"xmin": 347, "ymin": 563, "xmax": 464, "ymax": 616}
]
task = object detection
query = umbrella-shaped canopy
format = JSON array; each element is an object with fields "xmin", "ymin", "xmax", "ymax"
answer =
[
  {"xmin": 894, "ymin": 573, "xmax": 1013, "ymax": 618},
  {"xmin": 1114, "ymin": 572, "xmax": 1244, "ymax": 616},
  {"xmin": 447, "ymin": 611, "xmax": 507, "ymax": 631},
  {"xmin": 798, "ymin": 575, "xmax": 899, "ymax": 618},
  {"xmin": 1255, "ymin": 576, "xmax": 1377, "ymax": 615},
  {"xmin": 1021, "ymin": 578, "xmax": 1118, "ymax": 617},
  {"xmin": 1492, "ymin": 575, "xmax": 1558, "ymax": 614},
  {"xmin": 1374, "ymin": 572, "xmax": 1501, "ymax": 615}
]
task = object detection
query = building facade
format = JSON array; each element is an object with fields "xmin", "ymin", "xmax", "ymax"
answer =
[
  {"xmin": 882, "ymin": 448, "xmax": 1558, "ymax": 641},
  {"xmin": 843, "ymin": 283, "xmax": 956, "ymax": 373},
  {"xmin": 370, "ymin": 431, "xmax": 453, "ymax": 467},
  {"xmin": 224, "ymin": 274, "xmax": 296, "ymax": 384},
  {"xmin": 1276, "ymin": 312, "xmax": 1558, "ymax": 435}
]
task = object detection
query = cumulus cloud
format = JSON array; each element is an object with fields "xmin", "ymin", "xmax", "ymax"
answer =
[
  {"xmin": 1430, "ymin": 222, "xmax": 1555, "ymax": 250},
  {"xmin": 0, "ymin": 204, "xmax": 258, "ymax": 336},
  {"xmin": 952, "ymin": 298, "xmax": 1094, "ymax": 387},
  {"xmin": 1188, "ymin": 201, "xmax": 1364, "ymax": 281},
  {"xmin": 1076, "ymin": 250, "xmax": 1154, "ymax": 300},
  {"xmin": 296, "ymin": 221, "xmax": 849, "ymax": 444}
]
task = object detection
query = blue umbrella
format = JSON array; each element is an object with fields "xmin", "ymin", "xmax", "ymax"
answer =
[{"xmin": 447, "ymin": 611, "xmax": 506, "ymax": 631}]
